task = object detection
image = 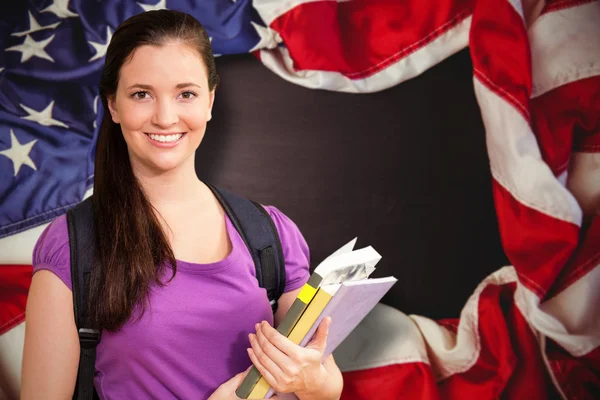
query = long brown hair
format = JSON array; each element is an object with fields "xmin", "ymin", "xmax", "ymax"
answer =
[{"xmin": 89, "ymin": 10, "xmax": 219, "ymax": 331}]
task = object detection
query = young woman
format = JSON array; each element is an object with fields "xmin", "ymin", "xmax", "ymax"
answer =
[{"xmin": 21, "ymin": 10, "xmax": 343, "ymax": 400}]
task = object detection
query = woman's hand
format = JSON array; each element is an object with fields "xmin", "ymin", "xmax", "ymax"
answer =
[
  {"xmin": 208, "ymin": 366, "xmax": 279, "ymax": 400},
  {"xmin": 247, "ymin": 317, "xmax": 343, "ymax": 400}
]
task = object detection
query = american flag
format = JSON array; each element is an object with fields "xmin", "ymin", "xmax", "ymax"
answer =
[{"xmin": 1, "ymin": 0, "xmax": 599, "ymax": 399}]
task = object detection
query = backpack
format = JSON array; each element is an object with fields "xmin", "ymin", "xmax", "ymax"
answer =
[{"xmin": 65, "ymin": 184, "xmax": 286, "ymax": 400}]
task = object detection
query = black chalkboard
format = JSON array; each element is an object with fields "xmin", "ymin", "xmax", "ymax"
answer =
[{"xmin": 197, "ymin": 49, "xmax": 509, "ymax": 319}]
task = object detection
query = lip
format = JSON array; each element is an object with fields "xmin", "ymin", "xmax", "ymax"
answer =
[
  {"xmin": 143, "ymin": 132, "xmax": 186, "ymax": 148},
  {"xmin": 145, "ymin": 132, "xmax": 185, "ymax": 136}
]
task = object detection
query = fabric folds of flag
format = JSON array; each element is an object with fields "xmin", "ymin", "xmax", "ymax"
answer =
[
  {"xmin": 1, "ymin": 0, "xmax": 598, "ymax": 399},
  {"xmin": 252, "ymin": 0, "xmax": 600, "ymax": 398}
]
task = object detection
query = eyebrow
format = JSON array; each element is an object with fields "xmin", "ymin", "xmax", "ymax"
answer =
[{"xmin": 126, "ymin": 82, "xmax": 202, "ymax": 90}]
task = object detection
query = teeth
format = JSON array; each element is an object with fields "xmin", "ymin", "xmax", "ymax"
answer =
[{"xmin": 148, "ymin": 133, "xmax": 183, "ymax": 143}]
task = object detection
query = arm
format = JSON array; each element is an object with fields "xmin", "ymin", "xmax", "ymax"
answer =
[
  {"xmin": 21, "ymin": 270, "xmax": 80, "ymax": 399},
  {"xmin": 273, "ymin": 287, "xmax": 301, "ymax": 327}
]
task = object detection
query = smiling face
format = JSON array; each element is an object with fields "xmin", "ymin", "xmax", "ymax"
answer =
[{"xmin": 107, "ymin": 41, "xmax": 215, "ymax": 176}]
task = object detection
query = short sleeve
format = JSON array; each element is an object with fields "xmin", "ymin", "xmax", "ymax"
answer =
[
  {"xmin": 263, "ymin": 206, "xmax": 310, "ymax": 293},
  {"xmin": 31, "ymin": 214, "xmax": 73, "ymax": 291}
]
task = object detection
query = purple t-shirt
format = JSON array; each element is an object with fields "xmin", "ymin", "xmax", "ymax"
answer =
[{"xmin": 32, "ymin": 205, "xmax": 310, "ymax": 399}]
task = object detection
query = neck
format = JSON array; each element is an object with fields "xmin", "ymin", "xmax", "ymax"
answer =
[{"xmin": 131, "ymin": 156, "xmax": 208, "ymax": 209}]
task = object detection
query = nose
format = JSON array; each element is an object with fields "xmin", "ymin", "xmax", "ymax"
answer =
[{"xmin": 151, "ymin": 99, "xmax": 178, "ymax": 128}]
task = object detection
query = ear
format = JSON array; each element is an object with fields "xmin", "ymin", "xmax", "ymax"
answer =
[
  {"xmin": 107, "ymin": 96, "xmax": 120, "ymax": 124},
  {"xmin": 206, "ymin": 90, "xmax": 215, "ymax": 122}
]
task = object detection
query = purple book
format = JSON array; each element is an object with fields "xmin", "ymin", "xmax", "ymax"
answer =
[{"xmin": 267, "ymin": 276, "xmax": 397, "ymax": 399}]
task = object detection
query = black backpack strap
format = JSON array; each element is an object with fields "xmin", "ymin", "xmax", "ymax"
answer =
[
  {"xmin": 207, "ymin": 184, "xmax": 286, "ymax": 314},
  {"xmin": 66, "ymin": 197, "xmax": 101, "ymax": 400}
]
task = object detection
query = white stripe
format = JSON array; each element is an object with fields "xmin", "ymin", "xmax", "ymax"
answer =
[
  {"xmin": 0, "ymin": 187, "xmax": 93, "ymax": 264},
  {"xmin": 507, "ymin": 0, "xmax": 525, "ymax": 19},
  {"xmin": 254, "ymin": 0, "xmax": 343, "ymax": 26},
  {"xmin": 0, "ymin": 321, "xmax": 25, "ymax": 400},
  {"xmin": 412, "ymin": 264, "xmax": 599, "ymax": 382},
  {"xmin": 557, "ymin": 169, "xmax": 568, "ymax": 187},
  {"xmin": 0, "ymin": 223, "xmax": 48, "ymax": 264},
  {"xmin": 566, "ymin": 152, "xmax": 600, "ymax": 218},
  {"xmin": 529, "ymin": 2, "xmax": 600, "ymax": 98},
  {"xmin": 514, "ymin": 274, "xmax": 600, "ymax": 397},
  {"xmin": 411, "ymin": 266, "xmax": 518, "ymax": 379},
  {"xmin": 333, "ymin": 303, "xmax": 429, "ymax": 372},
  {"xmin": 473, "ymin": 78, "xmax": 582, "ymax": 225},
  {"xmin": 334, "ymin": 263, "xmax": 599, "ymax": 378},
  {"xmin": 335, "ymin": 266, "xmax": 519, "ymax": 378},
  {"xmin": 258, "ymin": 16, "xmax": 471, "ymax": 93},
  {"xmin": 538, "ymin": 263, "xmax": 600, "ymax": 355},
  {"xmin": 539, "ymin": 335, "xmax": 568, "ymax": 400},
  {"xmin": 515, "ymin": 278, "xmax": 599, "ymax": 399}
]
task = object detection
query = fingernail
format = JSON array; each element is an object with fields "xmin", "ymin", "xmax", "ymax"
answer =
[
  {"xmin": 248, "ymin": 333, "xmax": 253, "ymax": 342},
  {"xmin": 255, "ymin": 323, "xmax": 260, "ymax": 331}
]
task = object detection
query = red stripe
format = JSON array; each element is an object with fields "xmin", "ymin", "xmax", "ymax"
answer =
[
  {"xmin": 0, "ymin": 264, "xmax": 32, "ymax": 335},
  {"xmin": 530, "ymin": 76, "xmax": 600, "ymax": 174},
  {"xmin": 469, "ymin": 0, "xmax": 531, "ymax": 120},
  {"xmin": 528, "ymin": 74, "xmax": 600, "ymax": 297},
  {"xmin": 438, "ymin": 318, "xmax": 459, "ymax": 334},
  {"xmin": 572, "ymin": 77, "xmax": 600, "ymax": 153},
  {"xmin": 542, "ymin": 0, "xmax": 598, "ymax": 14},
  {"xmin": 547, "ymin": 216, "xmax": 600, "ymax": 298},
  {"xmin": 546, "ymin": 338, "xmax": 600, "ymax": 398},
  {"xmin": 269, "ymin": 0, "xmax": 473, "ymax": 79},
  {"xmin": 439, "ymin": 283, "xmax": 558, "ymax": 398},
  {"xmin": 492, "ymin": 181, "xmax": 579, "ymax": 297},
  {"xmin": 341, "ymin": 282, "xmax": 561, "ymax": 399},
  {"xmin": 341, "ymin": 362, "xmax": 440, "ymax": 400}
]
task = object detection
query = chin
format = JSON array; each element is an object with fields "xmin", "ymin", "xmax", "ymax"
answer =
[
  {"xmin": 144, "ymin": 154, "xmax": 189, "ymax": 173},
  {"xmin": 153, "ymin": 160, "xmax": 187, "ymax": 173}
]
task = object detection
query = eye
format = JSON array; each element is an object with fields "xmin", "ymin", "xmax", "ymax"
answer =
[
  {"xmin": 179, "ymin": 91, "xmax": 197, "ymax": 100},
  {"xmin": 131, "ymin": 91, "xmax": 151, "ymax": 100}
]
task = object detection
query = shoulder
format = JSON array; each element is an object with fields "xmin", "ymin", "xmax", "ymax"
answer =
[
  {"xmin": 32, "ymin": 214, "xmax": 73, "ymax": 291},
  {"xmin": 262, "ymin": 205, "xmax": 310, "ymax": 292},
  {"xmin": 262, "ymin": 205, "xmax": 309, "ymax": 258},
  {"xmin": 263, "ymin": 205, "xmax": 303, "ymax": 238}
]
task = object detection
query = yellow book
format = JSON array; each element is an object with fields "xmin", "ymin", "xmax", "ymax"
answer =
[
  {"xmin": 249, "ymin": 276, "xmax": 398, "ymax": 399},
  {"xmin": 236, "ymin": 238, "xmax": 382, "ymax": 399},
  {"xmin": 237, "ymin": 278, "xmax": 321, "ymax": 399},
  {"xmin": 248, "ymin": 285, "xmax": 339, "ymax": 399}
]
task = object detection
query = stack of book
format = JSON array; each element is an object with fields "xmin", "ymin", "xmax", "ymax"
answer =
[{"xmin": 236, "ymin": 238, "xmax": 397, "ymax": 399}]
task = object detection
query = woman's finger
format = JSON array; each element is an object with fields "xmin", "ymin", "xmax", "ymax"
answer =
[
  {"xmin": 257, "ymin": 321, "xmax": 302, "ymax": 360},
  {"xmin": 306, "ymin": 316, "xmax": 331, "ymax": 354},
  {"xmin": 247, "ymin": 339, "xmax": 283, "ymax": 390},
  {"xmin": 250, "ymin": 333, "xmax": 285, "ymax": 378},
  {"xmin": 222, "ymin": 366, "xmax": 251, "ymax": 391},
  {"xmin": 255, "ymin": 325, "xmax": 298, "ymax": 376}
]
